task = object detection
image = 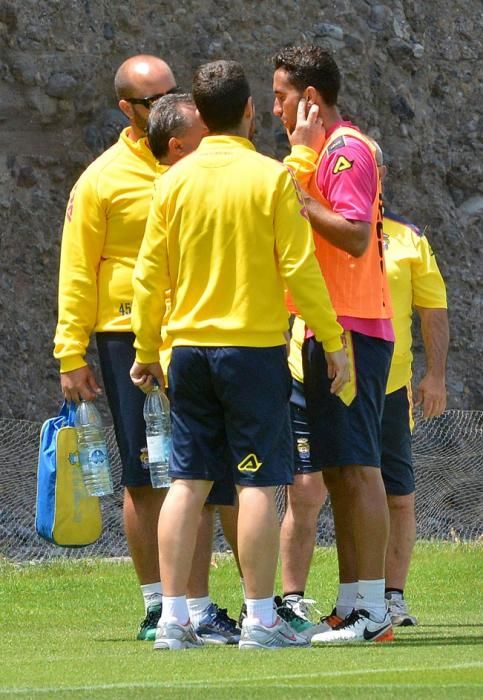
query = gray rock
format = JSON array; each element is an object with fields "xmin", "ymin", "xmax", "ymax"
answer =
[
  {"xmin": 103, "ymin": 22, "xmax": 115, "ymax": 40},
  {"xmin": 0, "ymin": 1, "xmax": 17, "ymax": 32},
  {"xmin": 412, "ymin": 43, "xmax": 425, "ymax": 58},
  {"xmin": 368, "ymin": 4, "xmax": 393, "ymax": 33},
  {"xmin": 16, "ymin": 166, "xmax": 37, "ymax": 188},
  {"xmin": 387, "ymin": 37, "xmax": 415, "ymax": 70},
  {"xmin": 46, "ymin": 72, "xmax": 78, "ymax": 99},
  {"xmin": 389, "ymin": 93, "xmax": 416, "ymax": 121},
  {"xmin": 313, "ymin": 22, "xmax": 344, "ymax": 41},
  {"xmin": 458, "ymin": 196, "xmax": 483, "ymax": 218}
]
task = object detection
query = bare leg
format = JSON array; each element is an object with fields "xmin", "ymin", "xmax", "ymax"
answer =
[
  {"xmin": 158, "ymin": 479, "xmax": 213, "ymax": 596},
  {"xmin": 186, "ymin": 505, "xmax": 215, "ymax": 598},
  {"xmin": 385, "ymin": 493, "xmax": 416, "ymax": 589},
  {"xmin": 342, "ymin": 466, "xmax": 389, "ymax": 579},
  {"xmin": 280, "ymin": 472, "xmax": 327, "ymax": 593},
  {"xmin": 218, "ymin": 502, "xmax": 242, "ymax": 576},
  {"xmin": 124, "ymin": 485, "xmax": 165, "ymax": 584},
  {"xmin": 237, "ymin": 486, "xmax": 279, "ymax": 599},
  {"xmin": 322, "ymin": 468, "xmax": 358, "ymax": 583}
]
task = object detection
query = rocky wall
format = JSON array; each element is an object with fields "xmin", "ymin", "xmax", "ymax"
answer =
[{"xmin": 0, "ymin": 0, "xmax": 481, "ymax": 420}]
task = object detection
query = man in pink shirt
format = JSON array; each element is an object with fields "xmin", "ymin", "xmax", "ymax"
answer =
[{"xmin": 273, "ymin": 45, "xmax": 394, "ymax": 645}]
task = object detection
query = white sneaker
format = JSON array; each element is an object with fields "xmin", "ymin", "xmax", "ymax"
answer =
[
  {"xmin": 386, "ymin": 592, "xmax": 418, "ymax": 626},
  {"xmin": 311, "ymin": 609, "xmax": 394, "ymax": 644},
  {"xmin": 239, "ymin": 615, "xmax": 309, "ymax": 649},
  {"xmin": 309, "ymin": 607, "xmax": 345, "ymax": 636},
  {"xmin": 153, "ymin": 619, "xmax": 204, "ymax": 650}
]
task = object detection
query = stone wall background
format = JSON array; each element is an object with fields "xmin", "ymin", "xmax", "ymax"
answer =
[{"xmin": 0, "ymin": 0, "xmax": 481, "ymax": 421}]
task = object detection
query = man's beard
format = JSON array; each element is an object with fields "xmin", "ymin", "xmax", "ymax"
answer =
[{"xmin": 133, "ymin": 111, "xmax": 148, "ymax": 134}]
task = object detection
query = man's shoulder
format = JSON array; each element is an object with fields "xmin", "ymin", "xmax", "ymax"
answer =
[
  {"xmin": 76, "ymin": 138, "xmax": 126, "ymax": 186},
  {"xmin": 176, "ymin": 146, "xmax": 287, "ymax": 179},
  {"xmin": 320, "ymin": 129, "xmax": 376, "ymax": 183}
]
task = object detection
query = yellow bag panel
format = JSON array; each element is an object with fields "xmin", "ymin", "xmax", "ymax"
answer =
[{"xmin": 53, "ymin": 427, "xmax": 102, "ymax": 546}]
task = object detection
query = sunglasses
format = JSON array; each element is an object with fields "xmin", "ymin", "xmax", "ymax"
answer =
[{"xmin": 125, "ymin": 86, "xmax": 180, "ymax": 109}]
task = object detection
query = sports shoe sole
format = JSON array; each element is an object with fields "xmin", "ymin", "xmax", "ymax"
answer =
[
  {"xmin": 312, "ymin": 627, "xmax": 395, "ymax": 644},
  {"xmin": 391, "ymin": 614, "xmax": 418, "ymax": 627},
  {"xmin": 154, "ymin": 638, "xmax": 201, "ymax": 650},
  {"xmin": 199, "ymin": 633, "xmax": 239, "ymax": 645},
  {"xmin": 137, "ymin": 629, "xmax": 156, "ymax": 641}
]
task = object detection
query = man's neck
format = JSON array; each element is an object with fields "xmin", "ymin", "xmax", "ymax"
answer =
[
  {"xmin": 127, "ymin": 125, "xmax": 144, "ymax": 142},
  {"xmin": 208, "ymin": 121, "xmax": 250, "ymax": 140},
  {"xmin": 318, "ymin": 105, "xmax": 342, "ymax": 133}
]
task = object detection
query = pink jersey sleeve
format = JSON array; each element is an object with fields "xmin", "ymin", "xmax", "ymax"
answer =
[{"xmin": 317, "ymin": 137, "xmax": 377, "ymax": 223}]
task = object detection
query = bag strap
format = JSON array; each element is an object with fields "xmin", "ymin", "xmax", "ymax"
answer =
[{"xmin": 59, "ymin": 400, "xmax": 77, "ymax": 427}]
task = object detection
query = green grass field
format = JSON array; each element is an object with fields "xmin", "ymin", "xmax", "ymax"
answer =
[{"xmin": 1, "ymin": 543, "xmax": 482, "ymax": 699}]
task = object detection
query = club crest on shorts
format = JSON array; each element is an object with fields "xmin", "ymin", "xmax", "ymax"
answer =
[
  {"xmin": 296, "ymin": 437, "xmax": 311, "ymax": 461},
  {"xmin": 140, "ymin": 447, "xmax": 150, "ymax": 469},
  {"xmin": 237, "ymin": 453, "xmax": 263, "ymax": 472}
]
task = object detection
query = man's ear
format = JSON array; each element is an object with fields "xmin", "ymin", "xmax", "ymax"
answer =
[
  {"xmin": 168, "ymin": 135, "xmax": 183, "ymax": 161},
  {"xmin": 244, "ymin": 95, "xmax": 254, "ymax": 119},
  {"xmin": 118, "ymin": 99, "xmax": 134, "ymax": 120},
  {"xmin": 304, "ymin": 86, "xmax": 319, "ymax": 109}
]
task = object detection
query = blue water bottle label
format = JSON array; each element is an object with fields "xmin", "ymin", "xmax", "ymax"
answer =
[{"xmin": 88, "ymin": 445, "xmax": 109, "ymax": 467}]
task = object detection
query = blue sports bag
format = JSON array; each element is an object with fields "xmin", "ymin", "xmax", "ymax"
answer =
[{"xmin": 35, "ymin": 401, "xmax": 102, "ymax": 546}]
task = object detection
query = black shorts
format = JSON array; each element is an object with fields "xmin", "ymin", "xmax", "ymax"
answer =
[
  {"xmin": 302, "ymin": 332, "xmax": 393, "ymax": 469},
  {"xmin": 168, "ymin": 345, "xmax": 294, "ymax": 487},
  {"xmin": 290, "ymin": 379, "xmax": 316, "ymax": 474},
  {"xmin": 96, "ymin": 332, "xmax": 236, "ymax": 504},
  {"xmin": 381, "ymin": 385, "xmax": 414, "ymax": 496}
]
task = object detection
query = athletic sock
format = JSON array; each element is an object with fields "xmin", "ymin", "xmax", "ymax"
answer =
[
  {"xmin": 356, "ymin": 579, "xmax": 387, "ymax": 621},
  {"xmin": 140, "ymin": 582, "xmax": 162, "ymax": 613},
  {"xmin": 283, "ymin": 590, "xmax": 304, "ymax": 600},
  {"xmin": 187, "ymin": 596, "xmax": 212, "ymax": 628},
  {"xmin": 161, "ymin": 595, "xmax": 189, "ymax": 626},
  {"xmin": 336, "ymin": 582, "xmax": 358, "ymax": 618},
  {"xmin": 246, "ymin": 596, "xmax": 276, "ymax": 627},
  {"xmin": 385, "ymin": 587, "xmax": 404, "ymax": 598}
]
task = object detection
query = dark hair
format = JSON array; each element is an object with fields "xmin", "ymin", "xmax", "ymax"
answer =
[
  {"xmin": 273, "ymin": 45, "xmax": 341, "ymax": 105},
  {"xmin": 147, "ymin": 93, "xmax": 195, "ymax": 158},
  {"xmin": 192, "ymin": 60, "xmax": 250, "ymax": 132}
]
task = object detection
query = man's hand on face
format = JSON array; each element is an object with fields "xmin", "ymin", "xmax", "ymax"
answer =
[{"xmin": 288, "ymin": 98, "xmax": 326, "ymax": 153}]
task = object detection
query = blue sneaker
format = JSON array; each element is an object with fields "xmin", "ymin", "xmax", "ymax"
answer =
[{"xmin": 195, "ymin": 603, "xmax": 241, "ymax": 645}]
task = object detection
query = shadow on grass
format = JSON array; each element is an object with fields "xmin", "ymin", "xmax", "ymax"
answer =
[
  {"xmin": 419, "ymin": 623, "xmax": 483, "ymax": 628},
  {"xmin": 92, "ymin": 636, "xmax": 483, "ymax": 647},
  {"xmin": 309, "ymin": 635, "xmax": 483, "ymax": 648}
]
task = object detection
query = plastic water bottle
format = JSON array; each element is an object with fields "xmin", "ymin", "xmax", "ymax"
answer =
[
  {"xmin": 144, "ymin": 386, "xmax": 171, "ymax": 489},
  {"xmin": 75, "ymin": 400, "xmax": 113, "ymax": 496}
]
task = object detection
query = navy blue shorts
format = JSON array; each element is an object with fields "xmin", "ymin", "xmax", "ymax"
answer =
[
  {"xmin": 96, "ymin": 332, "xmax": 235, "ymax": 504},
  {"xmin": 290, "ymin": 378, "xmax": 414, "ymax": 493},
  {"xmin": 302, "ymin": 332, "xmax": 393, "ymax": 469},
  {"xmin": 167, "ymin": 345, "xmax": 294, "ymax": 487},
  {"xmin": 96, "ymin": 332, "xmax": 151, "ymax": 488},
  {"xmin": 381, "ymin": 385, "xmax": 414, "ymax": 495}
]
